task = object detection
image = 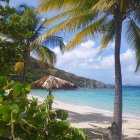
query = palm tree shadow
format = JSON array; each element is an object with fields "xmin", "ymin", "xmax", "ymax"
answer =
[
  {"xmin": 66, "ymin": 110, "xmax": 129, "ymax": 140},
  {"xmin": 123, "ymin": 131, "xmax": 140, "ymax": 140},
  {"xmin": 67, "ymin": 110, "xmax": 127, "ymax": 124},
  {"xmin": 122, "ymin": 137, "xmax": 140, "ymax": 140},
  {"xmin": 54, "ymin": 107, "xmax": 139, "ymax": 139},
  {"xmin": 67, "ymin": 111, "xmax": 113, "ymax": 140},
  {"xmin": 83, "ymin": 128, "xmax": 110, "ymax": 140}
]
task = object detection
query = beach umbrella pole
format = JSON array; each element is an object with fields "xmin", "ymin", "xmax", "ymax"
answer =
[
  {"xmin": 49, "ymin": 90, "xmax": 52, "ymax": 96},
  {"xmin": 48, "ymin": 90, "xmax": 53, "ymax": 110}
]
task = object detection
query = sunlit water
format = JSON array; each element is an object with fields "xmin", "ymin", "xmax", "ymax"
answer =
[{"xmin": 30, "ymin": 87, "xmax": 140, "ymax": 117}]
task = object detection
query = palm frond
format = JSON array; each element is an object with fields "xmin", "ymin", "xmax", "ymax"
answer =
[
  {"xmin": 32, "ymin": 45, "xmax": 56, "ymax": 65},
  {"xmin": 100, "ymin": 19, "xmax": 116, "ymax": 52},
  {"xmin": 42, "ymin": 36, "xmax": 65, "ymax": 52},
  {"xmin": 44, "ymin": 8, "xmax": 94, "ymax": 26},
  {"xmin": 65, "ymin": 15, "xmax": 108, "ymax": 49},
  {"xmin": 30, "ymin": 12, "xmax": 99, "ymax": 49},
  {"xmin": 17, "ymin": 4, "xmax": 34, "ymax": 15},
  {"xmin": 91, "ymin": 0, "xmax": 116, "ymax": 12},
  {"xmin": 126, "ymin": 18, "xmax": 140, "ymax": 71},
  {"xmin": 130, "ymin": 9, "xmax": 140, "ymax": 23},
  {"xmin": 31, "ymin": 18, "xmax": 46, "ymax": 41},
  {"xmin": 38, "ymin": 0, "xmax": 87, "ymax": 12}
]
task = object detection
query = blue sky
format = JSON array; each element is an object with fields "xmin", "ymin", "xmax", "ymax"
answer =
[{"xmin": 9, "ymin": 0, "xmax": 140, "ymax": 85}]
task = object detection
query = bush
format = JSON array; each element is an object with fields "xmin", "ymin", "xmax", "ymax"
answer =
[{"xmin": 0, "ymin": 76, "xmax": 87, "ymax": 140}]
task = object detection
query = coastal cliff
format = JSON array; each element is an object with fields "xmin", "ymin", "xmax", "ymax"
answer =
[{"xmin": 28, "ymin": 58, "xmax": 109, "ymax": 89}]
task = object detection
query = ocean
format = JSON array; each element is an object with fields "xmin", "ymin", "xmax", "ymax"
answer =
[{"xmin": 30, "ymin": 86, "xmax": 140, "ymax": 117}]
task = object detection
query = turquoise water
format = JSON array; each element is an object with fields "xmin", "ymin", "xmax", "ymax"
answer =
[{"xmin": 30, "ymin": 87, "xmax": 140, "ymax": 117}]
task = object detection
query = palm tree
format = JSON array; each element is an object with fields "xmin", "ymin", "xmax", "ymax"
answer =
[
  {"xmin": 15, "ymin": 5, "xmax": 64, "ymax": 82},
  {"xmin": 0, "ymin": 0, "xmax": 9, "ymax": 4},
  {"xmin": 0, "ymin": 2, "xmax": 64, "ymax": 81},
  {"xmin": 36, "ymin": 0, "xmax": 140, "ymax": 139}
]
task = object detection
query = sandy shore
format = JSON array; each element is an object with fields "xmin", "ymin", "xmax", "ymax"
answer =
[{"xmin": 29, "ymin": 95, "xmax": 140, "ymax": 140}]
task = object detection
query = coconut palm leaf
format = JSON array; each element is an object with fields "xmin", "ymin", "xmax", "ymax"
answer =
[
  {"xmin": 42, "ymin": 36, "xmax": 65, "ymax": 52},
  {"xmin": 30, "ymin": 12, "xmax": 99, "ymax": 49},
  {"xmin": 91, "ymin": 0, "xmax": 116, "ymax": 12},
  {"xmin": 33, "ymin": 45, "xmax": 56, "ymax": 65},
  {"xmin": 65, "ymin": 15, "xmax": 108, "ymax": 49},
  {"xmin": 38, "ymin": 0, "xmax": 90, "ymax": 12},
  {"xmin": 100, "ymin": 19, "xmax": 116, "ymax": 52},
  {"xmin": 43, "ymin": 8, "xmax": 96, "ymax": 26},
  {"xmin": 126, "ymin": 18, "xmax": 140, "ymax": 71}
]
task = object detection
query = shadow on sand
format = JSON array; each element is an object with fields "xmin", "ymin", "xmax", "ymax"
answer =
[
  {"xmin": 67, "ymin": 110, "xmax": 113, "ymax": 139},
  {"xmin": 66, "ymin": 110, "xmax": 137, "ymax": 140},
  {"xmin": 122, "ymin": 137, "xmax": 140, "ymax": 140},
  {"xmin": 68, "ymin": 110, "xmax": 127, "ymax": 125}
]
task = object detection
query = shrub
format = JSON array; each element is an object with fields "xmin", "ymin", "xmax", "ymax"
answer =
[{"xmin": 0, "ymin": 76, "xmax": 87, "ymax": 140}]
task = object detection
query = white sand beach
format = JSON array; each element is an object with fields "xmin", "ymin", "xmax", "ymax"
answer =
[{"xmin": 29, "ymin": 95, "xmax": 140, "ymax": 140}]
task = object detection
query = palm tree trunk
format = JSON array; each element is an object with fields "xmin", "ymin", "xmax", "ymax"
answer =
[
  {"xmin": 23, "ymin": 46, "xmax": 30, "ymax": 83},
  {"xmin": 112, "ymin": 13, "xmax": 123, "ymax": 140}
]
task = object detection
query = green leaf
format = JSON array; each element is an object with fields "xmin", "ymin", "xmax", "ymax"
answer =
[
  {"xmin": 47, "ymin": 95, "xmax": 54, "ymax": 103},
  {"xmin": 13, "ymin": 82, "xmax": 23, "ymax": 96},
  {"xmin": 0, "ymin": 97, "xmax": 3, "ymax": 102},
  {"xmin": 25, "ymin": 84, "xmax": 31, "ymax": 92},
  {"xmin": 3, "ymin": 80, "xmax": 14, "ymax": 90},
  {"xmin": 72, "ymin": 128, "xmax": 87, "ymax": 140},
  {"xmin": 2, "ymin": 113, "xmax": 10, "ymax": 122},
  {"xmin": 56, "ymin": 109, "xmax": 68, "ymax": 120},
  {"xmin": 49, "ymin": 121, "xmax": 70, "ymax": 136},
  {"xmin": 9, "ymin": 80, "xmax": 15, "ymax": 86},
  {"xmin": 0, "ymin": 76, "xmax": 7, "ymax": 88},
  {"xmin": 39, "ymin": 103, "xmax": 47, "ymax": 110},
  {"xmin": 0, "ymin": 105, "xmax": 10, "ymax": 115},
  {"xmin": 10, "ymin": 104, "xmax": 19, "ymax": 114},
  {"xmin": 31, "ymin": 98, "xmax": 38, "ymax": 107},
  {"xmin": 0, "ymin": 121, "xmax": 11, "ymax": 137}
]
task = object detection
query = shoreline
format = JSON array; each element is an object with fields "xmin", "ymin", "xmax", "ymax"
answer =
[
  {"xmin": 29, "ymin": 95, "xmax": 140, "ymax": 139},
  {"xmin": 29, "ymin": 94, "xmax": 140, "ymax": 119},
  {"xmin": 55, "ymin": 100, "xmax": 140, "ymax": 120}
]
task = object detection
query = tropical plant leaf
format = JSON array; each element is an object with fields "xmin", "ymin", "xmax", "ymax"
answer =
[
  {"xmin": 14, "ymin": 62, "xmax": 24, "ymax": 73},
  {"xmin": 32, "ymin": 45, "xmax": 56, "ymax": 65},
  {"xmin": 126, "ymin": 18, "xmax": 140, "ymax": 71},
  {"xmin": 56, "ymin": 109, "xmax": 68, "ymax": 121},
  {"xmin": 100, "ymin": 19, "xmax": 116, "ymax": 52},
  {"xmin": 65, "ymin": 15, "xmax": 108, "ymax": 49}
]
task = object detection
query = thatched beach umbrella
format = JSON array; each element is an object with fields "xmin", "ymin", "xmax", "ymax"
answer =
[{"xmin": 32, "ymin": 75, "xmax": 77, "ymax": 109}]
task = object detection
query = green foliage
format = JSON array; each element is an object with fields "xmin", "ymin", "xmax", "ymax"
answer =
[
  {"xmin": 0, "ymin": 3, "xmax": 63, "ymax": 81},
  {"xmin": 0, "ymin": 77, "xmax": 87, "ymax": 140},
  {"xmin": 47, "ymin": 94, "xmax": 54, "ymax": 103},
  {"xmin": 56, "ymin": 109, "xmax": 68, "ymax": 121},
  {"xmin": 0, "ymin": 3, "xmax": 31, "ymax": 76}
]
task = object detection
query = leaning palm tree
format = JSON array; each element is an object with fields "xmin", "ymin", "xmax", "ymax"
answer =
[
  {"xmin": 15, "ymin": 5, "xmax": 64, "ymax": 82},
  {"xmin": 36, "ymin": 0, "xmax": 140, "ymax": 139}
]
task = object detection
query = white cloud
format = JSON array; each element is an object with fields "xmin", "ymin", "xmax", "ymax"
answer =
[
  {"xmin": 52, "ymin": 40, "xmax": 140, "ymax": 84},
  {"xmin": 53, "ymin": 40, "xmax": 98, "ymax": 69}
]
